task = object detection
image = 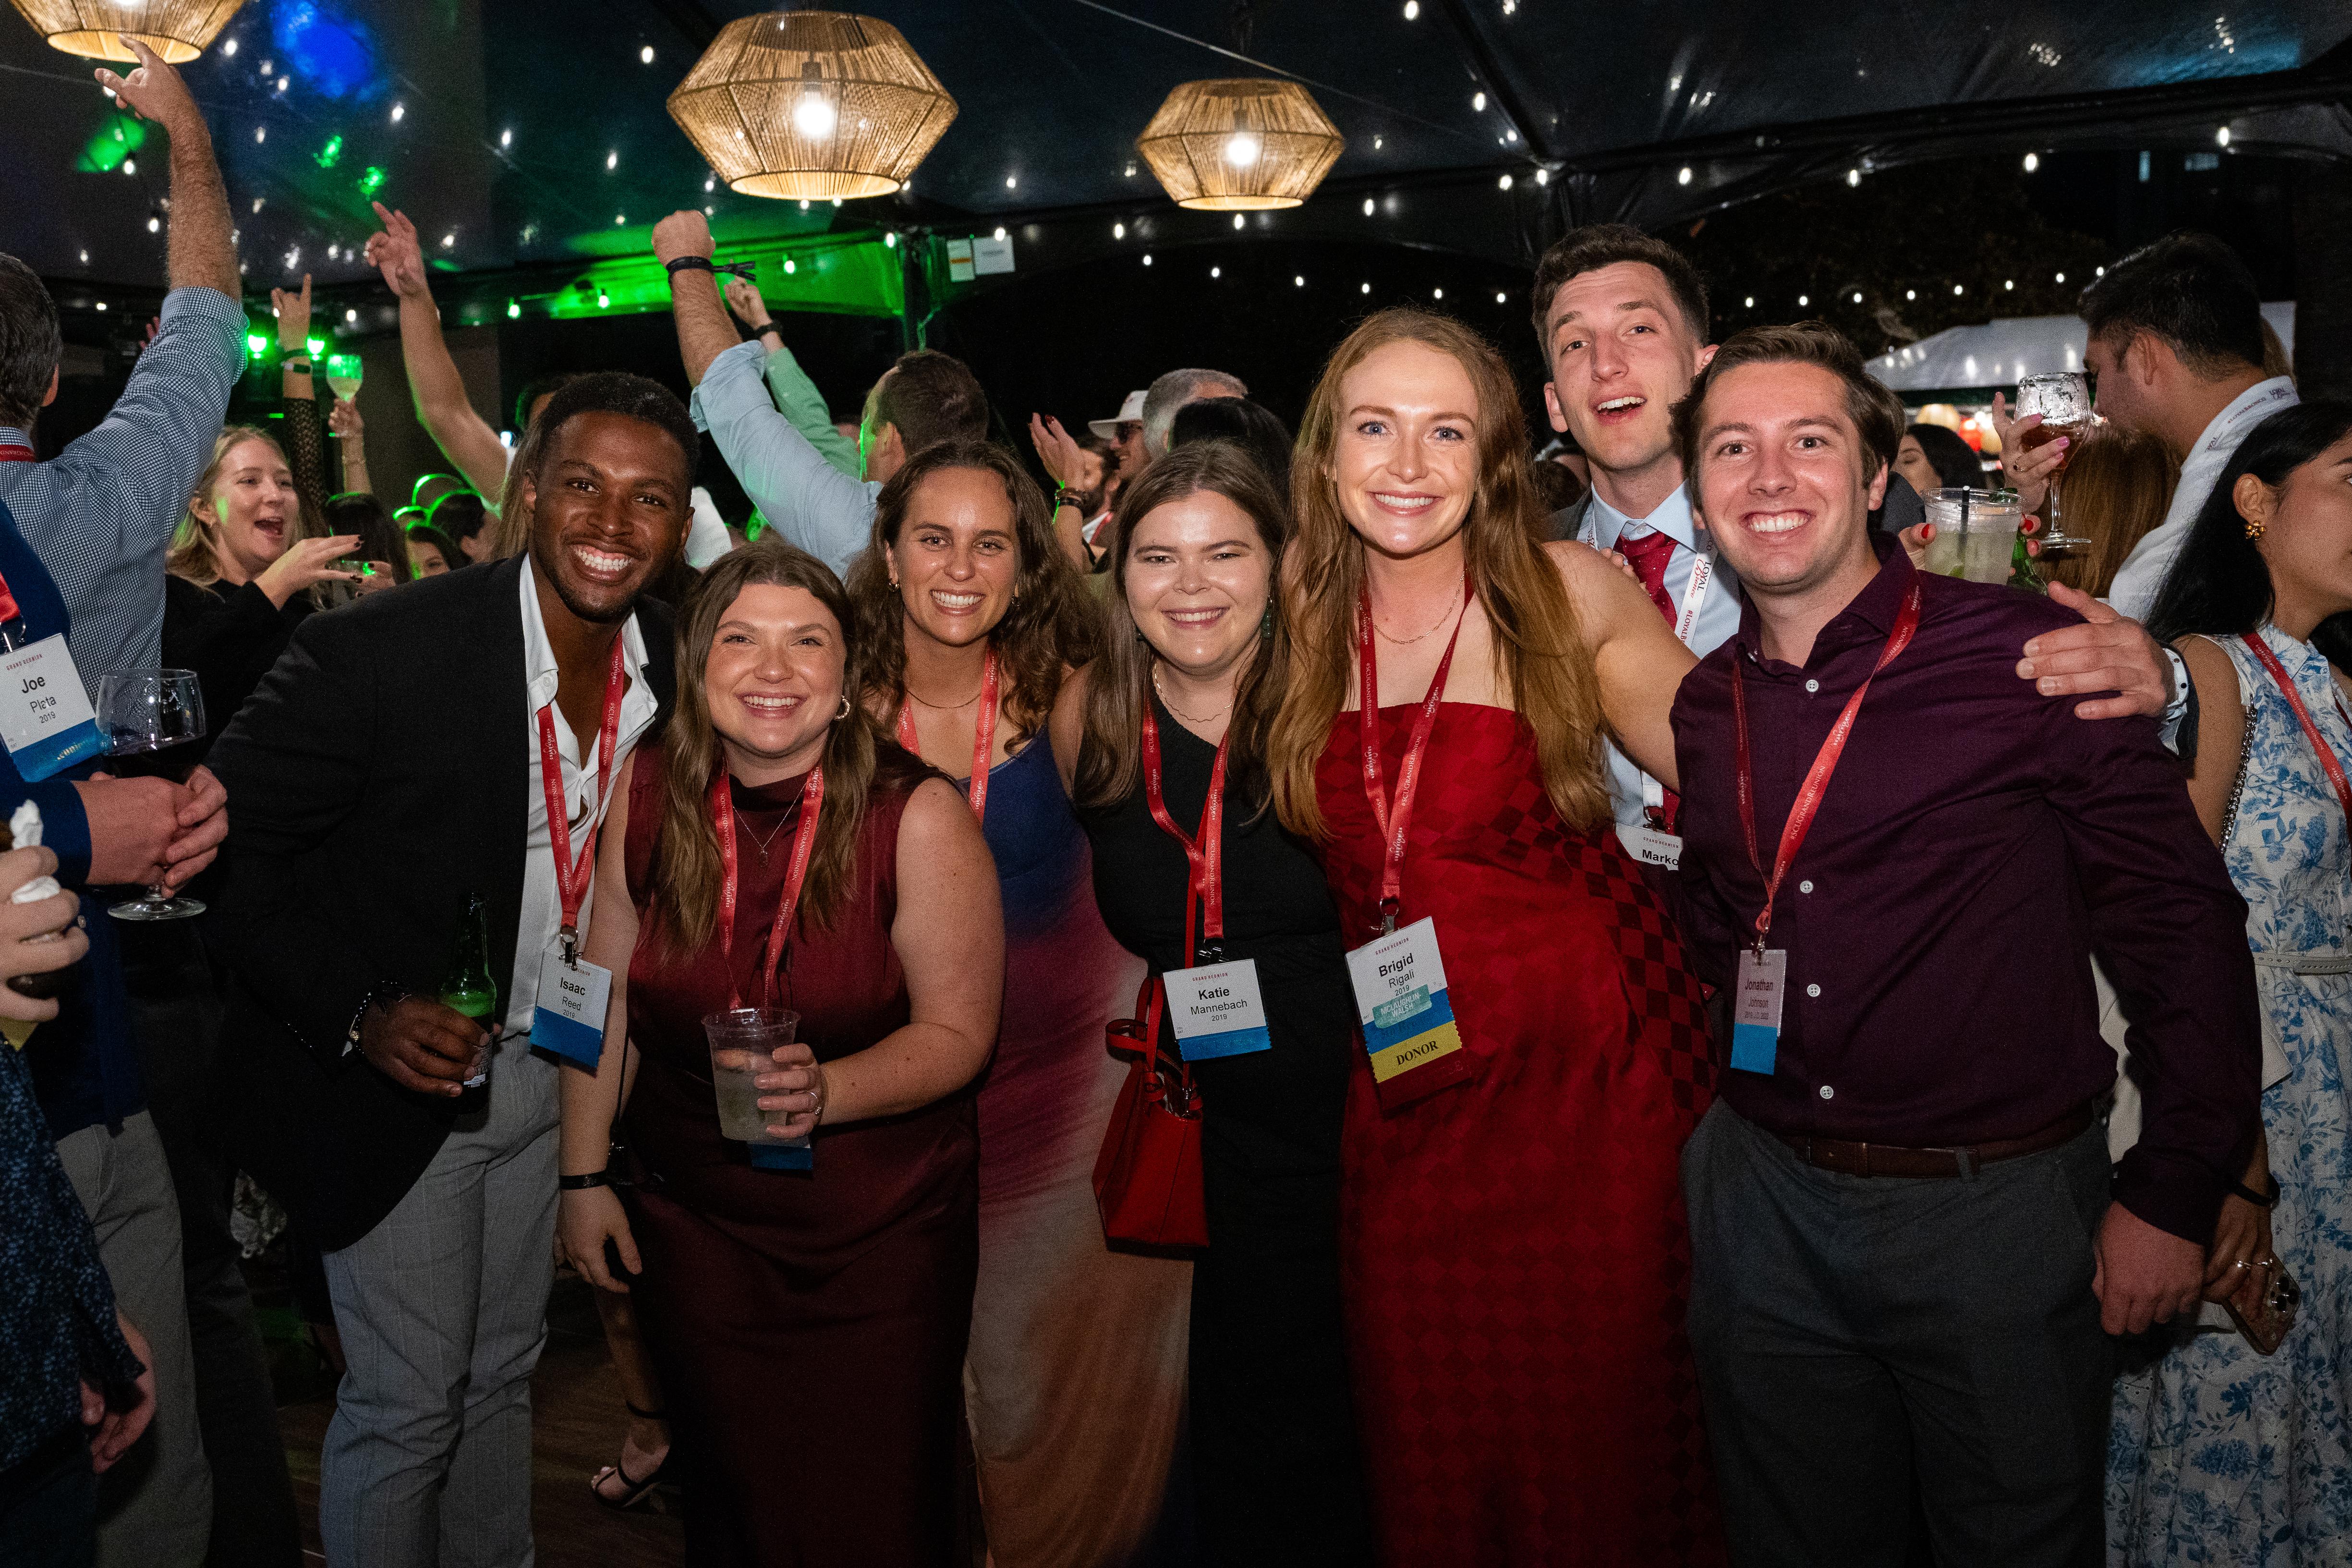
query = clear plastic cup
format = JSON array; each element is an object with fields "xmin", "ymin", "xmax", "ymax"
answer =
[
  {"xmin": 703, "ymin": 1006, "xmax": 808, "ymax": 1153},
  {"xmin": 1923, "ymin": 487, "xmax": 2024, "ymax": 584}
]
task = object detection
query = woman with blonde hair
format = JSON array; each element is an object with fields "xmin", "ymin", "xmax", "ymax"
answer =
[
  {"xmin": 2038, "ymin": 426, "xmax": 2179, "ymax": 598},
  {"xmin": 555, "ymin": 541, "xmax": 1003, "ymax": 1566},
  {"xmin": 1267, "ymin": 307, "xmax": 1723, "ymax": 1563}
]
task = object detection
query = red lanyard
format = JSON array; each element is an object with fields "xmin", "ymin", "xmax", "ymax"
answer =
[
  {"xmin": 1357, "ymin": 577, "xmax": 1471, "ymax": 933},
  {"xmin": 710, "ymin": 763, "xmax": 825, "ymax": 1010},
  {"xmin": 2243, "ymin": 633, "xmax": 2352, "ymax": 826},
  {"xmin": 1732, "ymin": 582, "xmax": 1923, "ymax": 955},
  {"xmin": 1141, "ymin": 705, "xmax": 1231, "ymax": 964},
  {"xmin": 893, "ymin": 647, "xmax": 999, "ymax": 822},
  {"xmin": 0, "ymin": 446, "xmax": 34, "ymax": 464},
  {"xmin": 536, "ymin": 636, "xmax": 629, "ymax": 960}
]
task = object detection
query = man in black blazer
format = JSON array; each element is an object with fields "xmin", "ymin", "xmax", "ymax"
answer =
[{"xmin": 207, "ymin": 373, "xmax": 693, "ymax": 1568}]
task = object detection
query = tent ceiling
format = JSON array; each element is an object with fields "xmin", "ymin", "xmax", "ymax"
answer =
[{"xmin": 3, "ymin": 0, "xmax": 2348, "ymax": 297}]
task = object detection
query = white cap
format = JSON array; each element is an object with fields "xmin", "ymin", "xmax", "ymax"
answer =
[{"xmin": 1088, "ymin": 389, "xmax": 1148, "ymax": 439}]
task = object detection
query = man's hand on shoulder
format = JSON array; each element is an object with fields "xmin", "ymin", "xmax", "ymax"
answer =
[
  {"xmin": 2017, "ymin": 582, "xmax": 2175, "ymax": 722},
  {"xmin": 2093, "ymin": 1201, "xmax": 2207, "ymax": 1334},
  {"xmin": 360, "ymin": 995, "xmax": 490, "ymax": 1097}
]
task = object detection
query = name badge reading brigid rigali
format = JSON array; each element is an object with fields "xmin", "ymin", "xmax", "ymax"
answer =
[{"xmin": 1346, "ymin": 917, "xmax": 1467, "ymax": 1085}]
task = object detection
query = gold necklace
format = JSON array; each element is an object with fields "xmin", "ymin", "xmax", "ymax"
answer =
[
  {"xmin": 740, "ymin": 807, "xmax": 791, "ymax": 863},
  {"xmin": 1152, "ymin": 666, "xmax": 1231, "ymax": 727},
  {"xmin": 1371, "ymin": 595, "xmax": 1462, "ymax": 644},
  {"xmin": 905, "ymin": 682, "xmax": 982, "ymax": 711}
]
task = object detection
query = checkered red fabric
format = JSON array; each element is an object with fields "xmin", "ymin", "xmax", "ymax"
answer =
[{"xmin": 1317, "ymin": 704, "xmax": 1724, "ymax": 1565}]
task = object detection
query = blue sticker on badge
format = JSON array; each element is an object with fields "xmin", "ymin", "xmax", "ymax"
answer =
[
  {"xmin": 531, "ymin": 1004, "xmax": 603, "ymax": 1068},
  {"xmin": 750, "ymin": 1142, "xmax": 812, "ymax": 1171}
]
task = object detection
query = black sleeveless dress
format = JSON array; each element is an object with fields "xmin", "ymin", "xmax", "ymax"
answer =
[{"xmin": 1079, "ymin": 695, "xmax": 1374, "ymax": 1567}]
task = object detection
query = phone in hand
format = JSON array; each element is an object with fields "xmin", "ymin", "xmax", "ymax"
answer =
[{"xmin": 2222, "ymin": 1258, "xmax": 2301, "ymax": 1355}]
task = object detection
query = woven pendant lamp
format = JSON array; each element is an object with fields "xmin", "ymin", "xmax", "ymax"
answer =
[
  {"xmin": 668, "ymin": 10, "xmax": 958, "ymax": 202},
  {"xmin": 8, "ymin": 0, "xmax": 244, "ymax": 62},
  {"xmin": 1137, "ymin": 78, "xmax": 1343, "ymax": 211}
]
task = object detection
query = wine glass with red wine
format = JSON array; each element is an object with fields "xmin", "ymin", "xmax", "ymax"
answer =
[{"xmin": 97, "ymin": 669, "xmax": 206, "ymax": 921}]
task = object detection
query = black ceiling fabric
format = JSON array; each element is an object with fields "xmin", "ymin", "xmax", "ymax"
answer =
[{"xmin": 3, "ymin": 0, "xmax": 2349, "ymax": 297}]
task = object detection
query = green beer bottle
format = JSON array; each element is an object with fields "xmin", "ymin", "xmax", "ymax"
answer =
[{"xmin": 439, "ymin": 892, "xmax": 498, "ymax": 1087}]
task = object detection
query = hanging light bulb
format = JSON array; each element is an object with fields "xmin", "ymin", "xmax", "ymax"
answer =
[
  {"xmin": 792, "ymin": 62, "xmax": 838, "ymax": 141},
  {"xmin": 1223, "ymin": 130, "xmax": 1262, "ymax": 169},
  {"xmin": 1137, "ymin": 79, "xmax": 1343, "ymax": 210}
]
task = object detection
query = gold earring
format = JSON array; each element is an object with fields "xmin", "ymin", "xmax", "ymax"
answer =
[
  {"xmin": 2245, "ymin": 518, "xmax": 2266, "ymax": 540},
  {"xmin": 836, "ymin": 696, "xmax": 851, "ymax": 720}
]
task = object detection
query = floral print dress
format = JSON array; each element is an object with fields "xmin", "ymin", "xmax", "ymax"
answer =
[{"xmin": 2107, "ymin": 626, "xmax": 2352, "ymax": 1565}]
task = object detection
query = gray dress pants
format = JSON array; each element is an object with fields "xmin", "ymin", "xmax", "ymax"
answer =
[
  {"xmin": 56, "ymin": 1111, "xmax": 213, "ymax": 1568},
  {"xmin": 1681, "ymin": 1099, "xmax": 2113, "ymax": 1568},
  {"xmin": 319, "ymin": 1034, "xmax": 558, "ymax": 1568}
]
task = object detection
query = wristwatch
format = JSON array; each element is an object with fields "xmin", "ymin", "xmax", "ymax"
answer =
[
  {"xmin": 282, "ymin": 357, "xmax": 312, "ymax": 373},
  {"xmin": 344, "ymin": 978, "xmax": 411, "ymax": 1059}
]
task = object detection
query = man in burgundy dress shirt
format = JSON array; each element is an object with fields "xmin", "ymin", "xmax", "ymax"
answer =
[{"xmin": 1668, "ymin": 323, "xmax": 2260, "ymax": 1566}]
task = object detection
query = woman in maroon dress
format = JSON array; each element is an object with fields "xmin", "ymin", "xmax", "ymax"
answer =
[
  {"xmin": 555, "ymin": 543, "xmax": 1004, "ymax": 1567},
  {"xmin": 1267, "ymin": 309, "xmax": 1725, "ymax": 1564}
]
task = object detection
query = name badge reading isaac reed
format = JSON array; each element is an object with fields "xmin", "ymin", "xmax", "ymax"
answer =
[
  {"xmin": 1345, "ymin": 917, "xmax": 1466, "ymax": 1084},
  {"xmin": 1163, "ymin": 958, "xmax": 1272, "ymax": 1061},
  {"xmin": 532, "ymin": 943, "xmax": 612, "ymax": 1068}
]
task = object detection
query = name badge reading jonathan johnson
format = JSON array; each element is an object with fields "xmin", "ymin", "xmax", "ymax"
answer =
[
  {"xmin": 0, "ymin": 637, "xmax": 103, "ymax": 782},
  {"xmin": 1162, "ymin": 959, "xmax": 1273, "ymax": 1062},
  {"xmin": 1345, "ymin": 917, "xmax": 1467, "ymax": 1085},
  {"xmin": 532, "ymin": 943, "xmax": 612, "ymax": 1068},
  {"xmin": 1731, "ymin": 948, "xmax": 1785, "ymax": 1075},
  {"xmin": 1614, "ymin": 823, "xmax": 1683, "ymax": 872}
]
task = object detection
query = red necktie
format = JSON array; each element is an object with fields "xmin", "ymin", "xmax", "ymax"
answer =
[{"xmin": 1615, "ymin": 529, "xmax": 1682, "ymax": 830}]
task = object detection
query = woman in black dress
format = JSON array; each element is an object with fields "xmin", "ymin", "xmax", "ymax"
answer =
[{"xmin": 1051, "ymin": 441, "xmax": 1373, "ymax": 1566}]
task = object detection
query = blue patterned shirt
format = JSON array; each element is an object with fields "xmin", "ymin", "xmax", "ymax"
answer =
[
  {"xmin": 0, "ymin": 286, "xmax": 247, "ymax": 703},
  {"xmin": 0, "ymin": 1037, "xmax": 141, "ymax": 1471}
]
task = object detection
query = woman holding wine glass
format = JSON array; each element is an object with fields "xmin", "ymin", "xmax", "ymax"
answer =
[{"xmin": 842, "ymin": 440, "xmax": 1192, "ymax": 1566}]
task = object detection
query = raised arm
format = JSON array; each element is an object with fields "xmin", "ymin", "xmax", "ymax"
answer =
[
  {"xmin": 753, "ymin": 778, "xmax": 1002, "ymax": 1135},
  {"xmin": 725, "ymin": 275, "xmax": 865, "ymax": 482},
  {"xmin": 1555, "ymin": 539, "xmax": 1697, "ymax": 789},
  {"xmin": 363, "ymin": 201, "xmax": 512, "ymax": 503},
  {"xmin": 97, "ymin": 38, "xmax": 235, "ymax": 300},
  {"xmin": 556, "ymin": 756, "xmax": 647, "ymax": 1292},
  {"xmin": 654, "ymin": 211, "xmax": 739, "ymax": 386}
]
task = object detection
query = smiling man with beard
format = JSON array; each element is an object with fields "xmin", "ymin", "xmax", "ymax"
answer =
[{"xmin": 205, "ymin": 373, "xmax": 691, "ymax": 1568}]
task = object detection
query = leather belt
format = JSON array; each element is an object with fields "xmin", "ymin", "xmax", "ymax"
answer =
[{"xmin": 1776, "ymin": 1103, "xmax": 2093, "ymax": 1179}]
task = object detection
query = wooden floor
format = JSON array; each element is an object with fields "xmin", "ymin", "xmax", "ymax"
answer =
[{"xmin": 264, "ymin": 1270, "xmax": 685, "ymax": 1567}]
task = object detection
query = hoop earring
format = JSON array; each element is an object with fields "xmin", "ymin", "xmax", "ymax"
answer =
[{"xmin": 836, "ymin": 696, "xmax": 851, "ymax": 720}]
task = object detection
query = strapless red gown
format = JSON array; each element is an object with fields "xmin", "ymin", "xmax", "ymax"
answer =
[{"xmin": 1315, "ymin": 704, "xmax": 1724, "ymax": 1565}]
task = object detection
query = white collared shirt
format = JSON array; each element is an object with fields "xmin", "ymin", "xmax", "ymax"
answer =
[
  {"xmin": 2105, "ymin": 376, "xmax": 2300, "ymax": 621},
  {"xmin": 509, "ymin": 557, "xmax": 662, "ymax": 1035},
  {"xmin": 1575, "ymin": 482, "xmax": 1746, "ymax": 828}
]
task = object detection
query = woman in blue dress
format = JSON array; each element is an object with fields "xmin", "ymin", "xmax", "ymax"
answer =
[
  {"xmin": 2118, "ymin": 401, "xmax": 2352, "ymax": 1563},
  {"xmin": 847, "ymin": 441, "xmax": 1190, "ymax": 1568}
]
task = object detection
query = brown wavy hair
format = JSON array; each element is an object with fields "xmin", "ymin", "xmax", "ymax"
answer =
[
  {"xmin": 649, "ymin": 541, "xmax": 921, "ymax": 951},
  {"xmin": 1075, "ymin": 440, "xmax": 1293, "ymax": 813},
  {"xmin": 1268, "ymin": 308, "xmax": 1608, "ymax": 838},
  {"xmin": 167, "ymin": 425, "xmax": 317, "ymax": 585},
  {"xmin": 2037, "ymin": 426, "xmax": 2179, "ymax": 598},
  {"xmin": 845, "ymin": 439, "xmax": 1098, "ymax": 751}
]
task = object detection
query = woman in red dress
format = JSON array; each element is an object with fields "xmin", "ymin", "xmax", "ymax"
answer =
[
  {"xmin": 1267, "ymin": 309, "xmax": 1725, "ymax": 1564},
  {"xmin": 555, "ymin": 543, "xmax": 1003, "ymax": 1566}
]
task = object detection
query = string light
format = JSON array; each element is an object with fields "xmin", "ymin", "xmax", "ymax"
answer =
[
  {"xmin": 1403, "ymin": 0, "xmax": 1418, "ymax": 16},
  {"xmin": 1363, "ymin": 197, "xmax": 1374, "ymax": 216},
  {"xmin": 1472, "ymin": 92, "xmax": 1487, "ymax": 111},
  {"xmin": 2023, "ymin": 152, "xmax": 2039, "ymax": 172},
  {"xmin": 1294, "ymin": 274, "xmax": 1304, "ymax": 287},
  {"xmin": 1142, "ymin": 254, "xmax": 1153, "ymax": 266},
  {"xmin": 1498, "ymin": 173, "xmax": 1512, "ymax": 189},
  {"xmin": 1362, "ymin": 282, "xmax": 1371, "ymax": 293},
  {"xmin": 1677, "ymin": 166, "xmax": 1692, "ymax": 185},
  {"xmin": 1211, "ymin": 266, "xmax": 1221, "ymax": 278},
  {"xmin": 1113, "ymin": 221, "xmax": 1126, "ymax": 239},
  {"xmin": 1798, "ymin": 294, "xmax": 1808, "ymax": 306},
  {"xmin": 507, "ymin": 299, "xmax": 520, "ymax": 318},
  {"xmin": 501, "ymin": 129, "xmax": 512, "ymax": 147},
  {"xmin": 606, "ymin": 150, "xmax": 618, "ymax": 170},
  {"xmin": 390, "ymin": 101, "xmax": 403, "ymax": 122},
  {"xmin": 640, "ymin": 45, "xmax": 655, "ymax": 64}
]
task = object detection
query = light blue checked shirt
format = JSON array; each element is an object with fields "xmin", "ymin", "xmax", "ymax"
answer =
[
  {"xmin": 691, "ymin": 338, "xmax": 876, "ymax": 580},
  {"xmin": 0, "ymin": 286, "xmax": 248, "ymax": 702}
]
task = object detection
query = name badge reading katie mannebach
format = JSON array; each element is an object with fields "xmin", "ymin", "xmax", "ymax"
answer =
[
  {"xmin": 1731, "ymin": 948, "xmax": 1784, "ymax": 1075},
  {"xmin": 532, "ymin": 943, "xmax": 612, "ymax": 1068},
  {"xmin": 1164, "ymin": 958, "xmax": 1273, "ymax": 1061},
  {"xmin": 1346, "ymin": 917, "xmax": 1467, "ymax": 1088},
  {"xmin": 0, "ymin": 637, "xmax": 102, "ymax": 782}
]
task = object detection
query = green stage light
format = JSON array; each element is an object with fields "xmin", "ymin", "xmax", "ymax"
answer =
[
  {"xmin": 357, "ymin": 166, "xmax": 386, "ymax": 196},
  {"xmin": 75, "ymin": 113, "xmax": 146, "ymax": 174},
  {"xmin": 316, "ymin": 134, "xmax": 343, "ymax": 169},
  {"xmin": 246, "ymin": 333, "xmax": 268, "ymax": 357}
]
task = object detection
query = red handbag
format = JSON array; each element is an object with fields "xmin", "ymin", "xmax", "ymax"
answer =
[{"xmin": 1092, "ymin": 976, "xmax": 1208, "ymax": 1249}]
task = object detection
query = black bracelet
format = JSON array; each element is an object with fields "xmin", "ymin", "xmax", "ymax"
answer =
[
  {"xmin": 2228, "ymin": 1172, "xmax": 2280, "ymax": 1209},
  {"xmin": 665, "ymin": 255, "xmax": 717, "ymax": 276},
  {"xmin": 756, "ymin": 322, "xmax": 783, "ymax": 339},
  {"xmin": 1053, "ymin": 489, "xmax": 1081, "ymax": 511},
  {"xmin": 558, "ymin": 1170, "xmax": 610, "ymax": 1191},
  {"xmin": 282, "ymin": 358, "xmax": 312, "ymax": 372}
]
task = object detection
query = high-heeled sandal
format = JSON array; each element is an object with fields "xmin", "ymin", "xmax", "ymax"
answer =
[{"xmin": 589, "ymin": 1401, "xmax": 675, "ymax": 1511}]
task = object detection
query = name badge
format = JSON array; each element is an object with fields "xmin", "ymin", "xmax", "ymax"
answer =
[
  {"xmin": 1163, "ymin": 958, "xmax": 1273, "ymax": 1061},
  {"xmin": 1732, "ymin": 948, "xmax": 1785, "ymax": 1075},
  {"xmin": 1345, "ymin": 916, "xmax": 1467, "ymax": 1085},
  {"xmin": 1615, "ymin": 823, "xmax": 1683, "ymax": 871},
  {"xmin": 0, "ymin": 637, "xmax": 103, "ymax": 782},
  {"xmin": 532, "ymin": 942, "xmax": 612, "ymax": 1068}
]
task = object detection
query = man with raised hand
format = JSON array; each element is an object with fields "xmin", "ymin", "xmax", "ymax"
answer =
[
  {"xmin": 207, "ymin": 374, "xmax": 691, "ymax": 1568},
  {"xmin": 1667, "ymin": 322, "xmax": 2258, "ymax": 1566},
  {"xmin": 1529, "ymin": 224, "xmax": 2187, "ymax": 863},
  {"xmin": 656, "ymin": 209, "xmax": 987, "ymax": 578}
]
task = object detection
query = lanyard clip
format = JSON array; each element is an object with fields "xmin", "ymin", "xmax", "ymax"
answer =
[
  {"xmin": 1195, "ymin": 939, "xmax": 1224, "ymax": 966},
  {"xmin": 559, "ymin": 925, "xmax": 579, "ymax": 968},
  {"xmin": 1377, "ymin": 899, "xmax": 1399, "ymax": 936}
]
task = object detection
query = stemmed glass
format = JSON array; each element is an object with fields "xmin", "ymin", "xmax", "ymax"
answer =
[
  {"xmin": 2014, "ymin": 372, "xmax": 2095, "ymax": 551},
  {"xmin": 324, "ymin": 354, "xmax": 363, "ymax": 433},
  {"xmin": 97, "ymin": 670, "xmax": 207, "ymax": 921}
]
